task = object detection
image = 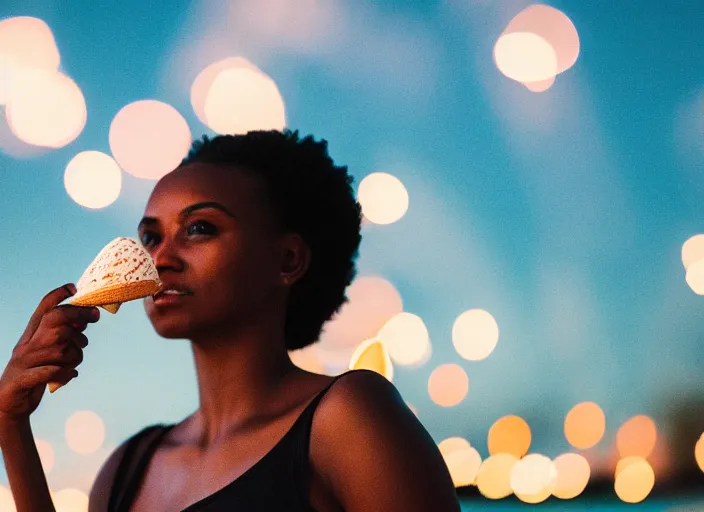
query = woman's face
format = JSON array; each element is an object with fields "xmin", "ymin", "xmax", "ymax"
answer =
[{"xmin": 139, "ymin": 162, "xmax": 289, "ymax": 340}]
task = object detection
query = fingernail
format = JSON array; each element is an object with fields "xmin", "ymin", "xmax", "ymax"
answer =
[
  {"xmin": 66, "ymin": 284, "xmax": 77, "ymax": 295},
  {"xmin": 92, "ymin": 308, "xmax": 100, "ymax": 320}
]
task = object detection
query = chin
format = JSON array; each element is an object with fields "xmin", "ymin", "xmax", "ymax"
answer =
[{"xmin": 143, "ymin": 300, "xmax": 202, "ymax": 339}]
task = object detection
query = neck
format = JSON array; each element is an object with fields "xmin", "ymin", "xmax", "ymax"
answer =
[{"xmin": 187, "ymin": 316, "xmax": 299, "ymax": 446}]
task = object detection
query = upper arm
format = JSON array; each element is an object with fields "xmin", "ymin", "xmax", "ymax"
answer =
[
  {"xmin": 310, "ymin": 370, "xmax": 461, "ymax": 512},
  {"xmin": 88, "ymin": 440, "xmax": 130, "ymax": 512}
]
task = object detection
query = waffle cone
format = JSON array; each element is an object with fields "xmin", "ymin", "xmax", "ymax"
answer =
[{"xmin": 70, "ymin": 280, "xmax": 161, "ymax": 313}]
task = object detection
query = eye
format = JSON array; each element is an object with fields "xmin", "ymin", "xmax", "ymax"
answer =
[
  {"xmin": 186, "ymin": 220, "xmax": 217, "ymax": 237},
  {"xmin": 139, "ymin": 231, "xmax": 160, "ymax": 247}
]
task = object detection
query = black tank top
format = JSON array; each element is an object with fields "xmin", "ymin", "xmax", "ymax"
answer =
[{"xmin": 108, "ymin": 371, "xmax": 357, "ymax": 511}]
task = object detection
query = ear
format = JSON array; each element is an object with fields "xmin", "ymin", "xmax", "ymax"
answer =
[{"xmin": 279, "ymin": 233, "xmax": 311, "ymax": 287}]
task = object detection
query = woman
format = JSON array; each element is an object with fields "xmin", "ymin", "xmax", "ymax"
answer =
[{"xmin": 0, "ymin": 130, "xmax": 461, "ymax": 511}]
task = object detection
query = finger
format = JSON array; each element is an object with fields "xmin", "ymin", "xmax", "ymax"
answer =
[
  {"xmin": 42, "ymin": 304, "xmax": 100, "ymax": 329},
  {"xmin": 19, "ymin": 284, "xmax": 77, "ymax": 345},
  {"xmin": 26, "ymin": 341, "xmax": 84, "ymax": 369},
  {"xmin": 15, "ymin": 365, "xmax": 77, "ymax": 392},
  {"xmin": 70, "ymin": 321, "xmax": 89, "ymax": 333}
]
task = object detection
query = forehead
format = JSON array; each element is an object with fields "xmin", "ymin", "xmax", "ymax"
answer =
[{"xmin": 144, "ymin": 162, "xmax": 268, "ymax": 219}]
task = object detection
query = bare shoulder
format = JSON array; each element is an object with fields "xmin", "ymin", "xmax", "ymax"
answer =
[
  {"xmin": 87, "ymin": 425, "xmax": 164, "ymax": 512},
  {"xmin": 310, "ymin": 369, "xmax": 461, "ymax": 512},
  {"xmin": 88, "ymin": 437, "xmax": 131, "ymax": 512}
]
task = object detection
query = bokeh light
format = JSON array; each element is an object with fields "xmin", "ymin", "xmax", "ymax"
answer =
[
  {"xmin": 451, "ymin": 308, "xmax": 499, "ymax": 361},
  {"xmin": 35, "ymin": 438, "xmax": 55, "ymax": 474},
  {"xmin": 493, "ymin": 32, "xmax": 557, "ymax": 83},
  {"xmin": 685, "ymin": 258, "xmax": 704, "ymax": 295},
  {"xmin": 564, "ymin": 401, "xmax": 606, "ymax": 449},
  {"xmin": 445, "ymin": 447, "xmax": 482, "ymax": 487},
  {"xmin": 348, "ymin": 338, "xmax": 394, "ymax": 381},
  {"xmin": 476, "ymin": 453, "xmax": 518, "ymax": 499},
  {"xmin": 0, "ymin": 16, "xmax": 60, "ymax": 105},
  {"xmin": 378, "ymin": 312, "xmax": 431, "ymax": 367},
  {"xmin": 438, "ymin": 437, "xmax": 472, "ymax": 457},
  {"xmin": 190, "ymin": 57, "xmax": 261, "ymax": 126},
  {"xmin": 488, "ymin": 415, "xmax": 532, "ymax": 458},
  {"xmin": 614, "ymin": 458, "xmax": 655, "ymax": 504},
  {"xmin": 51, "ymin": 488, "xmax": 89, "ymax": 512},
  {"xmin": 524, "ymin": 76, "xmax": 556, "ymax": 93},
  {"xmin": 503, "ymin": 4, "xmax": 580, "ymax": 74},
  {"xmin": 0, "ymin": 106, "xmax": 47, "ymax": 158},
  {"xmin": 616, "ymin": 415, "xmax": 657, "ymax": 458},
  {"xmin": 64, "ymin": 151, "xmax": 122, "ymax": 209},
  {"xmin": 696, "ymin": 433, "xmax": 704, "ymax": 472},
  {"xmin": 0, "ymin": 485, "xmax": 16, "ymax": 512},
  {"xmin": 203, "ymin": 66, "xmax": 286, "ymax": 135},
  {"xmin": 289, "ymin": 345, "xmax": 326, "ymax": 374},
  {"xmin": 681, "ymin": 234, "xmax": 704, "ymax": 270},
  {"xmin": 108, "ymin": 99, "xmax": 191, "ymax": 180},
  {"xmin": 357, "ymin": 172, "xmax": 410, "ymax": 225},
  {"xmin": 552, "ymin": 452, "xmax": 591, "ymax": 499},
  {"xmin": 65, "ymin": 410, "xmax": 106, "ymax": 455},
  {"xmin": 320, "ymin": 276, "xmax": 402, "ymax": 349},
  {"xmin": 428, "ymin": 363, "xmax": 469, "ymax": 407},
  {"xmin": 615, "ymin": 455, "xmax": 645, "ymax": 478},
  {"xmin": 510, "ymin": 453, "xmax": 557, "ymax": 496},
  {"xmin": 7, "ymin": 68, "xmax": 86, "ymax": 148}
]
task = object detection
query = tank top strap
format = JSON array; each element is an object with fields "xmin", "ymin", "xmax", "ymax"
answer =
[
  {"xmin": 291, "ymin": 369, "xmax": 369, "ymax": 508},
  {"xmin": 108, "ymin": 423, "xmax": 173, "ymax": 512}
]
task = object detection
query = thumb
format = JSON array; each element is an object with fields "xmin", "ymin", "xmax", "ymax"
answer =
[{"xmin": 19, "ymin": 284, "xmax": 77, "ymax": 344}]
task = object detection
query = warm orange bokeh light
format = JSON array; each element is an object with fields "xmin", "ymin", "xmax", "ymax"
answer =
[
  {"xmin": 552, "ymin": 452, "xmax": 590, "ymax": 499},
  {"xmin": 357, "ymin": 172, "xmax": 410, "ymax": 225},
  {"xmin": 476, "ymin": 453, "xmax": 518, "ymax": 499},
  {"xmin": 204, "ymin": 66, "xmax": 286, "ymax": 135},
  {"xmin": 510, "ymin": 453, "xmax": 557, "ymax": 497},
  {"xmin": 7, "ymin": 68, "xmax": 86, "ymax": 148},
  {"xmin": 685, "ymin": 259, "xmax": 704, "ymax": 295},
  {"xmin": 65, "ymin": 410, "xmax": 105, "ymax": 455},
  {"xmin": 428, "ymin": 364, "xmax": 469, "ymax": 407},
  {"xmin": 503, "ymin": 4, "xmax": 580, "ymax": 75},
  {"xmin": 616, "ymin": 415, "xmax": 657, "ymax": 459},
  {"xmin": 378, "ymin": 312, "xmax": 431, "ymax": 367},
  {"xmin": 614, "ymin": 458, "xmax": 655, "ymax": 504},
  {"xmin": 696, "ymin": 434, "xmax": 704, "ymax": 472},
  {"xmin": 64, "ymin": 151, "xmax": 122, "ymax": 209},
  {"xmin": 452, "ymin": 309, "xmax": 499, "ymax": 361},
  {"xmin": 51, "ymin": 488, "xmax": 89, "ymax": 512},
  {"xmin": 682, "ymin": 234, "xmax": 704, "ymax": 270},
  {"xmin": 320, "ymin": 276, "xmax": 402, "ymax": 349},
  {"xmin": 494, "ymin": 32, "xmax": 557, "ymax": 83},
  {"xmin": 488, "ymin": 415, "xmax": 531, "ymax": 458},
  {"xmin": 0, "ymin": 16, "xmax": 60, "ymax": 105},
  {"xmin": 445, "ymin": 447, "xmax": 482, "ymax": 487},
  {"xmin": 191, "ymin": 57, "xmax": 261, "ymax": 126},
  {"xmin": 109, "ymin": 99, "xmax": 191, "ymax": 180},
  {"xmin": 348, "ymin": 338, "xmax": 394, "ymax": 381},
  {"xmin": 615, "ymin": 456, "xmax": 644, "ymax": 478},
  {"xmin": 289, "ymin": 346, "xmax": 326, "ymax": 374},
  {"xmin": 0, "ymin": 485, "xmax": 16, "ymax": 512},
  {"xmin": 564, "ymin": 401, "xmax": 606, "ymax": 449},
  {"xmin": 438, "ymin": 437, "xmax": 472, "ymax": 457},
  {"xmin": 35, "ymin": 438, "xmax": 55, "ymax": 474}
]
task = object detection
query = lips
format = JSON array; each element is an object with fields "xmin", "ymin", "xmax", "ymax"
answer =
[{"xmin": 152, "ymin": 284, "xmax": 193, "ymax": 300}]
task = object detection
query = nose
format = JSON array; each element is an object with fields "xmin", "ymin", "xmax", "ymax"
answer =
[{"xmin": 149, "ymin": 236, "xmax": 184, "ymax": 273}]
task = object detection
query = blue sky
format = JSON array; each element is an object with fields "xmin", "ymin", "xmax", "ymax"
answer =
[{"xmin": 1, "ymin": 0, "xmax": 704, "ymax": 489}]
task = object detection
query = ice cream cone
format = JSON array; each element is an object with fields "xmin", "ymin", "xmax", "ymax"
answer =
[{"xmin": 48, "ymin": 237, "xmax": 161, "ymax": 393}]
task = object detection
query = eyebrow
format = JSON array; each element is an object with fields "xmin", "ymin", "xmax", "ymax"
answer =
[{"xmin": 137, "ymin": 201, "xmax": 235, "ymax": 231}]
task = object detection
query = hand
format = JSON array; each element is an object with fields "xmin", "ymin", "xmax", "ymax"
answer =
[{"xmin": 0, "ymin": 284, "xmax": 99, "ymax": 423}]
